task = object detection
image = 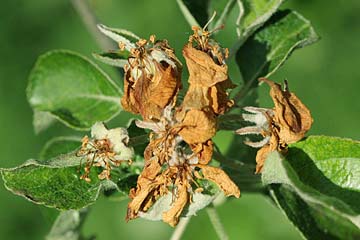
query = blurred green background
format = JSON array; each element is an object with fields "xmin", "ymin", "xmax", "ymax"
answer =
[{"xmin": 0, "ymin": 0, "xmax": 359, "ymax": 239}]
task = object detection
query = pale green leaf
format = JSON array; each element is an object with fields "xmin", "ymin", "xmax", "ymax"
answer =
[
  {"xmin": 27, "ymin": 50, "xmax": 122, "ymax": 130},
  {"xmin": 97, "ymin": 24, "xmax": 139, "ymax": 51},
  {"xmin": 92, "ymin": 51, "xmax": 129, "ymax": 68},
  {"xmin": 262, "ymin": 136, "xmax": 360, "ymax": 239}
]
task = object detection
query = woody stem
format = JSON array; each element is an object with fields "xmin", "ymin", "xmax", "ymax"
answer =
[{"xmin": 206, "ymin": 204, "xmax": 228, "ymax": 240}]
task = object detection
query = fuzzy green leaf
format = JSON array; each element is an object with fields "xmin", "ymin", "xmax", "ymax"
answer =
[
  {"xmin": 1, "ymin": 158, "xmax": 101, "ymax": 210},
  {"xmin": 92, "ymin": 51, "xmax": 129, "ymax": 68},
  {"xmin": 97, "ymin": 24, "xmax": 139, "ymax": 51},
  {"xmin": 0, "ymin": 151, "xmax": 133, "ymax": 209},
  {"xmin": 262, "ymin": 136, "xmax": 360, "ymax": 239},
  {"xmin": 234, "ymin": 10, "xmax": 318, "ymax": 102},
  {"xmin": 27, "ymin": 50, "xmax": 122, "ymax": 130}
]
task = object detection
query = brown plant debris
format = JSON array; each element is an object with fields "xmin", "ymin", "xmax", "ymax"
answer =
[{"xmin": 236, "ymin": 78, "xmax": 313, "ymax": 173}]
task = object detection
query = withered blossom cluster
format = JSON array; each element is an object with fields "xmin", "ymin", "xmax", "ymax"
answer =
[
  {"xmin": 77, "ymin": 24, "xmax": 313, "ymax": 227},
  {"xmin": 122, "ymin": 26, "xmax": 239, "ymax": 226}
]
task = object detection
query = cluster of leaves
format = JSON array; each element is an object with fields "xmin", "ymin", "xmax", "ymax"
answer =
[{"xmin": 1, "ymin": 0, "xmax": 359, "ymax": 239}]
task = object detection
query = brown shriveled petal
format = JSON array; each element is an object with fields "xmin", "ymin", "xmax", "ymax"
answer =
[
  {"xmin": 177, "ymin": 109, "xmax": 217, "ymax": 145},
  {"xmin": 260, "ymin": 78, "xmax": 313, "ymax": 143},
  {"xmin": 126, "ymin": 159, "xmax": 163, "ymax": 221},
  {"xmin": 148, "ymin": 64, "xmax": 180, "ymax": 109},
  {"xmin": 183, "ymin": 45, "xmax": 228, "ymax": 87},
  {"xmin": 209, "ymin": 80, "xmax": 236, "ymax": 114},
  {"xmin": 182, "ymin": 81, "xmax": 235, "ymax": 115},
  {"xmin": 122, "ymin": 62, "xmax": 181, "ymax": 120},
  {"xmin": 255, "ymin": 131, "xmax": 279, "ymax": 173},
  {"xmin": 190, "ymin": 140, "xmax": 213, "ymax": 165},
  {"xmin": 255, "ymin": 145, "xmax": 271, "ymax": 174},
  {"xmin": 182, "ymin": 44, "xmax": 235, "ymax": 114},
  {"xmin": 198, "ymin": 165, "xmax": 240, "ymax": 198},
  {"xmin": 181, "ymin": 85, "xmax": 209, "ymax": 110},
  {"xmin": 162, "ymin": 182, "xmax": 189, "ymax": 227},
  {"xmin": 121, "ymin": 71, "xmax": 139, "ymax": 114}
]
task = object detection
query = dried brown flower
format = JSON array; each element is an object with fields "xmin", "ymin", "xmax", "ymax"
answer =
[
  {"xmin": 121, "ymin": 36, "xmax": 182, "ymax": 120},
  {"xmin": 77, "ymin": 122, "xmax": 134, "ymax": 182},
  {"xmin": 181, "ymin": 27, "xmax": 235, "ymax": 115},
  {"xmin": 236, "ymin": 78, "xmax": 313, "ymax": 173}
]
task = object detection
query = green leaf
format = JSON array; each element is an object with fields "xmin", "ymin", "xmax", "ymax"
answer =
[
  {"xmin": 176, "ymin": 0, "xmax": 237, "ymax": 29},
  {"xmin": 97, "ymin": 24, "xmax": 139, "ymax": 51},
  {"xmin": 234, "ymin": 10, "xmax": 319, "ymax": 103},
  {"xmin": 46, "ymin": 209, "xmax": 90, "ymax": 240},
  {"xmin": 233, "ymin": 0, "xmax": 284, "ymax": 51},
  {"xmin": 92, "ymin": 51, "xmax": 129, "ymax": 68},
  {"xmin": 27, "ymin": 50, "xmax": 122, "ymax": 130},
  {"xmin": 40, "ymin": 136, "xmax": 81, "ymax": 160},
  {"xmin": 270, "ymin": 185, "xmax": 360, "ymax": 240},
  {"xmin": 262, "ymin": 136, "xmax": 360, "ymax": 239},
  {"xmin": 1, "ymin": 157, "xmax": 102, "ymax": 210}
]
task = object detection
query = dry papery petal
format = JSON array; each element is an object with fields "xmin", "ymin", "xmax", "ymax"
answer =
[
  {"xmin": 177, "ymin": 108, "xmax": 217, "ymax": 145},
  {"xmin": 126, "ymin": 159, "xmax": 164, "ymax": 221},
  {"xmin": 190, "ymin": 139, "xmax": 213, "ymax": 165},
  {"xmin": 121, "ymin": 38, "xmax": 182, "ymax": 120},
  {"xmin": 260, "ymin": 78, "xmax": 313, "ymax": 143},
  {"xmin": 198, "ymin": 165, "xmax": 240, "ymax": 198},
  {"xmin": 162, "ymin": 182, "xmax": 189, "ymax": 227},
  {"xmin": 183, "ymin": 45, "xmax": 228, "ymax": 87}
]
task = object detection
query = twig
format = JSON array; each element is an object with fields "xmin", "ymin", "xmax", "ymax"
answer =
[
  {"xmin": 70, "ymin": 0, "xmax": 114, "ymax": 51},
  {"xmin": 206, "ymin": 205, "xmax": 229, "ymax": 240},
  {"xmin": 170, "ymin": 217, "xmax": 191, "ymax": 240}
]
